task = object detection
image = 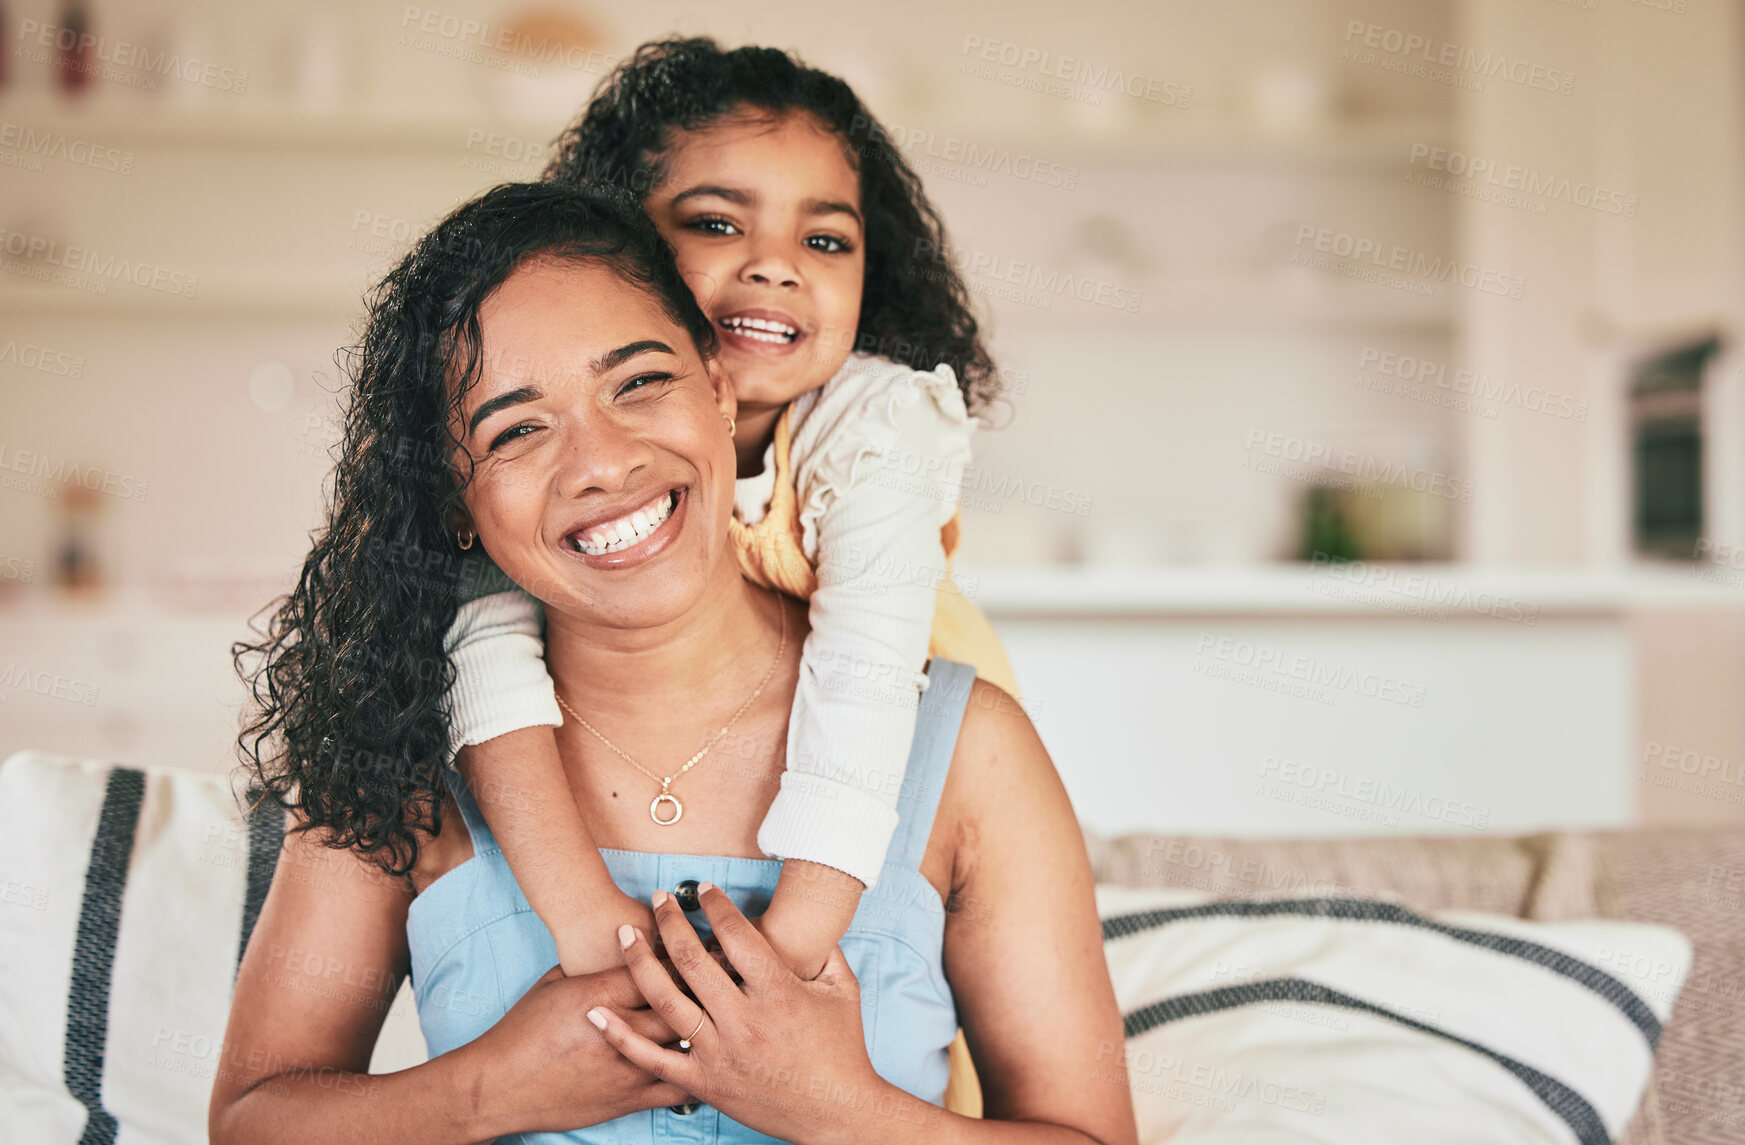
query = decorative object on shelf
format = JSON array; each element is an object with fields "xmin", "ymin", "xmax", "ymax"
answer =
[
  {"xmin": 154, "ymin": 554, "xmax": 298, "ymax": 613},
  {"xmin": 1290, "ymin": 428, "xmax": 1454, "ymax": 562},
  {"xmin": 1245, "ymin": 61, "xmax": 1333, "ymax": 134},
  {"xmin": 163, "ymin": 14, "xmax": 219, "ymax": 108},
  {"xmin": 248, "ymin": 361, "xmax": 296, "ymax": 413},
  {"xmin": 54, "ymin": 479, "xmax": 104, "ymax": 598},
  {"xmin": 1296, "ymin": 484, "xmax": 1361, "ymax": 562},
  {"xmin": 53, "ymin": 0, "xmax": 92, "ymax": 98},
  {"xmin": 292, "ymin": 11, "xmax": 348, "ymax": 111},
  {"xmin": 1068, "ymin": 213, "xmax": 1152, "ymax": 279},
  {"xmin": 473, "ymin": 6, "xmax": 608, "ymax": 124}
]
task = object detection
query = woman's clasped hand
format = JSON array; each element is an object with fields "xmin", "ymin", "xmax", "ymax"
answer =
[
  {"xmin": 588, "ymin": 884, "xmax": 924, "ymax": 1143},
  {"xmin": 472, "ymin": 960, "xmax": 696, "ymax": 1131}
]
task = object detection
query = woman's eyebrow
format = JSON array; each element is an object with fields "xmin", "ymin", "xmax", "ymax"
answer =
[
  {"xmin": 466, "ymin": 385, "xmax": 543, "ymax": 439},
  {"xmin": 590, "ymin": 339, "xmax": 677, "ymax": 375}
]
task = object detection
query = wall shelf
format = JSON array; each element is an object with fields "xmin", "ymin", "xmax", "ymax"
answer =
[{"xmin": 0, "ymin": 96, "xmax": 1450, "ymax": 170}]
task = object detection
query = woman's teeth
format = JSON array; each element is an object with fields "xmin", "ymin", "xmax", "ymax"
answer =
[
  {"xmin": 572, "ymin": 490, "xmax": 676, "ymax": 556},
  {"xmin": 720, "ymin": 316, "xmax": 798, "ymax": 343}
]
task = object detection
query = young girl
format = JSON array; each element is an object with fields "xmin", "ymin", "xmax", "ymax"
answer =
[{"xmin": 445, "ymin": 38, "xmax": 1017, "ymax": 989}]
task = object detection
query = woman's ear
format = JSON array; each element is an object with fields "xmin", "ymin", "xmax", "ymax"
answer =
[{"xmin": 706, "ymin": 356, "xmax": 737, "ymax": 424}]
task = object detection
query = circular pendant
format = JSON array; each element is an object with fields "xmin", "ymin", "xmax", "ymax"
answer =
[{"xmin": 650, "ymin": 792, "xmax": 683, "ymax": 825}]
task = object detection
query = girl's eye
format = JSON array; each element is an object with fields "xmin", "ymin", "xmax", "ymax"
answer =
[
  {"xmin": 689, "ymin": 216, "xmax": 740, "ymax": 236},
  {"xmin": 806, "ymin": 233, "xmax": 853, "ymax": 254},
  {"xmin": 618, "ymin": 372, "xmax": 674, "ymax": 397},
  {"xmin": 488, "ymin": 423, "xmax": 539, "ymax": 452}
]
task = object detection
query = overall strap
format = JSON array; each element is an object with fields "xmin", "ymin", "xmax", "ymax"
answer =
[
  {"xmin": 441, "ymin": 765, "xmax": 495, "ymax": 855},
  {"xmin": 887, "ymin": 658, "xmax": 977, "ymax": 872}
]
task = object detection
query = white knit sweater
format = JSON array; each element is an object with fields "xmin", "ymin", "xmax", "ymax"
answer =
[{"xmin": 442, "ymin": 354, "xmax": 975, "ymax": 889}]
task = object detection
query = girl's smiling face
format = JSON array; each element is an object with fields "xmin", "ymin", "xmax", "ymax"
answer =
[
  {"xmin": 645, "ymin": 109, "xmax": 866, "ymax": 419},
  {"xmin": 449, "ymin": 255, "xmax": 740, "ymax": 630}
]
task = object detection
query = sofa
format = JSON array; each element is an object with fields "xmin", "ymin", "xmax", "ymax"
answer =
[
  {"xmin": 1077, "ymin": 826, "xmax": 1745, "ymax": 1145},
  {"xmin": 3, "ymin": 749, "xmax": 1740, "ymax": 1143}
]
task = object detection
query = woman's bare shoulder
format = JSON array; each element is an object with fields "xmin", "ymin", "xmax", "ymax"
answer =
[
  {"xmin": 923, "ymin": 677, "xmax": 1077, "ymax": 906},
  {"xmin": 210, "ymin": 816, "xmax": 416, "ymax": 1119},
  {"xmin": 924, "ymin": 677, "xmax": 1138, "ymax": 1143}
]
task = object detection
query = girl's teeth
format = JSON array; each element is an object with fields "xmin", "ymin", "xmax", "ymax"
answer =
[{"xmin": 723, "ymin": 316, "xmax": 797, "ymax": 342}]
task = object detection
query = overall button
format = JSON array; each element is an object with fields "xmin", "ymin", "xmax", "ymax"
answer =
[
  {"xmin": 674, "ymin": 879, "xmax": 702, "ymax": 911},
  {"xmin": 668, "ymin": 1100, "xmax": 702, "ymax": 1115}
]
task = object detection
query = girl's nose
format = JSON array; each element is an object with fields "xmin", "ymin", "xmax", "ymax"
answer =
[{"xmin": 739, "ymin": 239, "xmax": 802, "ymax": 290}]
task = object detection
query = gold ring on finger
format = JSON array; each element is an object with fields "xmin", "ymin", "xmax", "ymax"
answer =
[{"xmin": 679, "ymin": 1012, "xmax": 705, "ymax": 1051}]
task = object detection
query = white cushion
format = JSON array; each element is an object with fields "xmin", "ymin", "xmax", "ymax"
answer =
[
  {"xmin": 0, "ymin": 752, "xmax": 265, "ymax": 1143},
  {"xmin": 0, "ymin": 750, "xmax": 427, "ymax": 1145},
  {"xmin": 1096, "ymin": 885, "xmax": 1689, "ymax": 1144}
]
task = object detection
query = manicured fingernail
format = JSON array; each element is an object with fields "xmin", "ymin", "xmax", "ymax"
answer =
[
  {"xmin": 586, "ymin": 1008, "xmax": 607, "ymax": 1030},
  {"xmin": 698, "ymin": 881, "xmax": 716, "ymax": 894},
  {"xmin": 618, "ymin": 924, "xmax": 635, "ymax": 949},
  {"xmin": 652, "ymin": 888, "xmax": 670, "ymax": 908}
]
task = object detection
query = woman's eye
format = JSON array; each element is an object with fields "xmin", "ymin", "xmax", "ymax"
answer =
[
  {"xmin": 806, "ymin": 233, "xmax": 853, "ymax": 254},
  {"xmin": 618, "ymin": 372, "xmax": 674, "ymax": 397},
  {"xmin": 689, "ymin": 216, "xmax": 740, "ymax": 236},
  {"xmin": 488, "ymin": 424, "xmax": 538, "ymax": 451}
]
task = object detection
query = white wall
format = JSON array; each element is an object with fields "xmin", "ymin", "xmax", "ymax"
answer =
[{"xmin": 4, "ymin": 0, "xmax": 1744, "ymax": 831}]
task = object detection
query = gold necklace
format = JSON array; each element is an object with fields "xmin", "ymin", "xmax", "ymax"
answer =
[{"xmin": 554, "ymin": 594, "xmax": 787, "ymax": 826}]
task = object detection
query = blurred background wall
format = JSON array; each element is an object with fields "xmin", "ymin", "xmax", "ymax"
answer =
[{"xmin": 4, "ymin": 0, "xmax": 1745, "ymax": 839}]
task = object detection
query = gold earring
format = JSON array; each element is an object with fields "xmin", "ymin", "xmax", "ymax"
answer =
[
  {"xmin": 456, "ymin": 529, "xmax": 475, "ymax": 550},
  {"xmin": 725, "ymin": 415, "xmax": 737, "ymax": 438}
]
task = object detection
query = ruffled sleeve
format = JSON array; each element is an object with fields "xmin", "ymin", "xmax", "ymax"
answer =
[
  {"xmin": 754, "ymin": 355, "xmax": 976, "ymax": 888},
  {"xmin": 786, "ymin": 354, "xmax": 974, "ymax": 562}
]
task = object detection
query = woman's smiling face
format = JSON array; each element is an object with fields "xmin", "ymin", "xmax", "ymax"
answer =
[
  {"xmin": 449, "ymin": 255, "xmax": 738, "ymax": 629},
  {"xmin": 645, "ymin": 109, "xmax": 866, "ymax": 415}
]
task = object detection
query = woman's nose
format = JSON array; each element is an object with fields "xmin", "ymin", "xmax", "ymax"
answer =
[{"xmin": 553, "ymin": 413, "xmax": 656, "ymax": 498}]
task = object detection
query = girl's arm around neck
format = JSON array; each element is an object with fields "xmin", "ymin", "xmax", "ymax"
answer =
[{"xmin": 455, "ymin": 729, "xmax": 657, "ymax": 977}]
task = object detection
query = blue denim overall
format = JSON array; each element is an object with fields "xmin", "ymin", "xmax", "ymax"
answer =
[{"xmin": 407, "ymin": 659, "xmax": 976, "ymax": 1143}]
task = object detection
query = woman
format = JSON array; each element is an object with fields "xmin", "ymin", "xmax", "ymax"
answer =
[{"xmin": 212, "ymin": 182, "xmax": 1136, "ymax": 1144}]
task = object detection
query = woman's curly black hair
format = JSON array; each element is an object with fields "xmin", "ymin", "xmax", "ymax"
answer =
[
  {"xmin": 543, "ymin": 36, "xmax": 1001, "ymax": 413},
  {"xmin": 233, "ymin": 181, "xmax": 716, "ymax": 876}
]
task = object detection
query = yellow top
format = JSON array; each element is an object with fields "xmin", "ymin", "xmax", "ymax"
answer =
[{"xmin": 727, "ymin": 404, "xmax": 1019, "ymax": 699}]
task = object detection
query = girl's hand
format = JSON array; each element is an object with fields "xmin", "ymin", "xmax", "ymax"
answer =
[
  {"xmin": 472, "ymin": 962, "xmax": 693, "ymax": 1135},
  {"xmin": 737, "ymin": 911, "xmax": 834, "ymax": 981},
  {"xmin": 743, "ymin": 860, "xmax": 865, "ymax": 981},
  {"xmin": 553, "ymin": 888, "xmax": 661, "ymax": 977},
  {"xmin": 588, "ymin": 883, "xmax": 897, "ymax": 1144}
]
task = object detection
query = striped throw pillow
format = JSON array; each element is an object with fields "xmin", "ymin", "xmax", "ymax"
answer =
[
  {"xmin": 0, "ymin": 751, "xmax": 281, "ymax": 1144},
  {"xmin": 1096, "ymin": 885, "xmax": 1689, "ymax": 1144}
]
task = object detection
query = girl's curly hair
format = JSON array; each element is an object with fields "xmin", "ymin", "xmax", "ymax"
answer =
[
  {"xmin": 233, "ymin": 181, "xmax": 716, "ymax": 876},
  {"xmin": 544, "ymin": 36, "xmax": 1001, "ymax": 413}
]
